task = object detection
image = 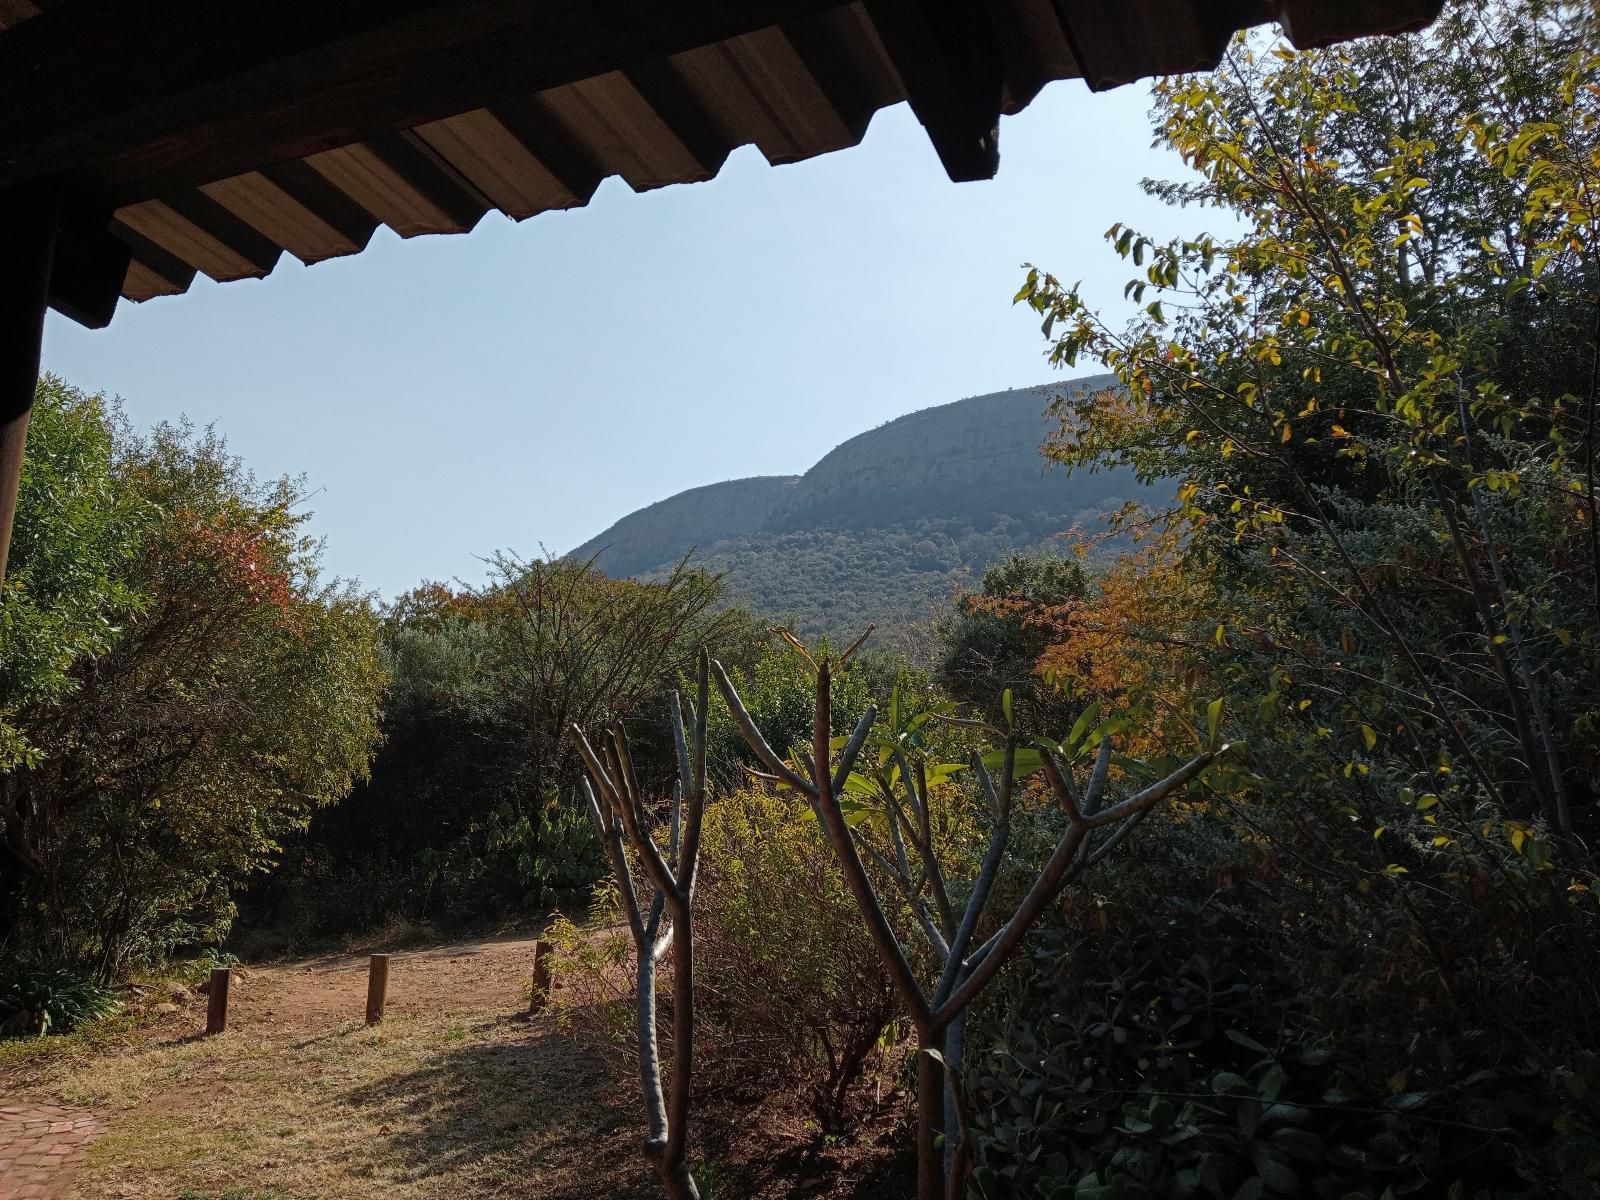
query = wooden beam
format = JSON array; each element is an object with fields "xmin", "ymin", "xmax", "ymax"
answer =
[
  {"xmin": 47, "ymin": 207, "xmax": 130, "ymax": 330},
  {"xmin": 0, "ymin": 0, "xmax": 854, "ymax": 207},
  {"xmin": 865, "ymin": 0, "xmax": 1006, "ymax": 183},
  {"xmin": 0, "ymin": 185, "xmax": 57, "ymax": 586}
]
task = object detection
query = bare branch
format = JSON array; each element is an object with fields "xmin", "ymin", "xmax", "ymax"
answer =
[
  {"xmin": 832, "ymin": 707, "xmax": 877, "ymax": 797},
  {"xmin": 1084, "ymin": 736, "xmax": 1114, "ymax": 814},
  {"xmin": 934, "ymin": 748, "xmax": 1218, "ymax": 1027},
  {"xmin": 809, "ymin": 663, "xmax": 932, "ymax": 1028},
  {"xmin": 935, "ymin": 743, "xmax": 1014, "ymax": 1005},
  {"xmin": 709, "ymin": 658, "xmax": 817, "ymax": 796}
]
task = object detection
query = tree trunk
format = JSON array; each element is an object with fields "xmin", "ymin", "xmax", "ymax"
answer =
[
  {"xmin": 916, "ymin": 1030, "xmax": 947, "ymax": 1200},
  {"xmin": 942, "ymin": 1013, "xmax": 968, "ymax": 1194},
  {"xmin": 654, "ymin": 1157, "xmax": 700, "ymax": 1200}
]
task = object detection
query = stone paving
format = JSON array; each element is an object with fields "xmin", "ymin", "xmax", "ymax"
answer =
[{"xmin": 0, "ymin": 1102, "xmax": 103, "ymax": 1200}]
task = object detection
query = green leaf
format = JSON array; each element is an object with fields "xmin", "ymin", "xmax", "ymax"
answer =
[
  {"xmin": 1206, "ymin": 697, "xmax": 1224, "ymax": 746},
  {"xmin": 1002, "ymin": 688, "xmax": 1014, "ymax": 729},
  {"xmin": 1225, "ymin": 1028, "xmax": 1271, "ymax": 1055},
  {"xmin": 982, "ymin": 747, "xmax": 1043, "ymax": 778},
  {"xmin": 1066, "ymin": 702, "xmax": 1103, "ymax": 749}
]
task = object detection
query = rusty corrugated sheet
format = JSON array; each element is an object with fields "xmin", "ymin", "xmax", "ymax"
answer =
[{"xmin": 0, "ymin": 0, "xmax": 1444, "ymax": 305}]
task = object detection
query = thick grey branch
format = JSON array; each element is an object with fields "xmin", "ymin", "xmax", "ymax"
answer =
[
  {"xmin": 810, "ymin": 663, "xmax": 932, "ymax": 1028},
  {"xmin": 709, "ymin": 657, "xmax": 817, "ymax": 796}
]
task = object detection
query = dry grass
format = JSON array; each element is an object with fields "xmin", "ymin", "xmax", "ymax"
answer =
[
  {"xmin": 74, "ymin": 1012, "xmax": 642, "ymax": 1200},
  {"xmin": 1, "ymin": 938, "xmax": 650, "ymax": 1200},
  {"xmin": 1, "ymin": 933, "xmax": 911, "ymax": 1200}
]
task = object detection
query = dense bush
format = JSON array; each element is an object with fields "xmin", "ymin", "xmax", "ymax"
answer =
[
  {"xmin": 242, "ymin": 560, "xmax": 739, "ymax": 944},
  {"xmin": 0, "ymin": 380, "xmax": 387, "ymax": 978},
  {"xmin": 967, "ymin": 800, "xmax": 1600, "ymax": 1199},
  {"xmin": 694, "ymin": 788, "xmax": 899, "ymax": 1132}
]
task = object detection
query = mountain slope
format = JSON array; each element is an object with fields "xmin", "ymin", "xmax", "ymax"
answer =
[{"xmin": 569, "ymin": 376, "xmax": 1152, "ymax": 646}]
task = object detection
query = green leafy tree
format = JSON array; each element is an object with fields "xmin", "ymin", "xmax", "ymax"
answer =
[
  {"xmin": 1, "ymin": 382, "xmax": 385, "ymax": 976},
  {"xmin": 936, "ymin": 551, "xmax": 1089, "ymax": 730},
  {"xmin": 0, "ymin": 377, "xmax": 146, "ymax": 772},
  {"xmin": 1016, "ymin": 0, "xmax": 1600, "ymax": 844},
  {"xmin": 982, "ymin": 6, "xmax": 1600, "ymax": 1197}
]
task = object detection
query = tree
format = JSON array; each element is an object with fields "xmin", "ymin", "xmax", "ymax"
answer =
[
  {"xmin": 710, "ymin": 638, "xmax": 1223, "ymax": 1200},
  {"xmin": 1, "ymin": 383, "xmax": 386, "ymax": 975},
  {"xmin": 937, "ymin": 550, "xmax": 1089, "ymax": 730},
  {"xmin": 1015, "ymin": 0, "xmax": 1600, "ymax": 846},
  {"xmin": 571, "ymin": 653, "xmax": 711, "ymax": 1200},
  {"xmin": 478, "ymin": 552, "xmax": 733, "ymax": 800},
  {"xmin": 0, "ymin": 377, "xmax": 146, "ymax": 775}
]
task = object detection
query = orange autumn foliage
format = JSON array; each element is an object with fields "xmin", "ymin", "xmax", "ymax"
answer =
[{"xmin": 970, "ymin": 534, "xmax": 1214, "ymax": 757}]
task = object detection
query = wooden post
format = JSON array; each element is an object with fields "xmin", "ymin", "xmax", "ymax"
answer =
[
  {"xmin": 528, "ymin": 939, "xmax": 552, "ymax": 1013},
  {"xmin": 204, "ymin": 967, "xmax": 231, "ymax": 1036},
  {"xmin": 0, "ymin": 186, "xmax": 60, "ymax": 586},
  {"xmin": 365, "ymin": 953, "xmax": 389, "ymax": 1025}
]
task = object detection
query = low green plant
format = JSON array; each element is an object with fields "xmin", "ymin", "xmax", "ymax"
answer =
[{"xmin": 0, "ymin": 958, "xmax": 122, "ymax": 1038}]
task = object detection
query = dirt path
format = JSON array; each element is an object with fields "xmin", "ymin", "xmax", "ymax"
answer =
[
  {"xmin": 1, "ymin": 933, "xmax": 908, "ymax": 1199},
  {"xmin": 229, "ymin": 934, "xmax": 547, "ymax": 1031},
  {"xmin": 0, "ymin": 933, "xmax": 652, "ymax": 1200}
]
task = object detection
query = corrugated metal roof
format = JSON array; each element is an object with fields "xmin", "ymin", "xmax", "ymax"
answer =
[{"xmin": 0, "ymin": 0, "xmax": 1445, "ymax": 307}]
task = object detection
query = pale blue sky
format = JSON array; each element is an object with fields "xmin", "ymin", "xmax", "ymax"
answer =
[{"xmin": 41, "ymin": 81, "xmax": 1203, "ymax": 600}]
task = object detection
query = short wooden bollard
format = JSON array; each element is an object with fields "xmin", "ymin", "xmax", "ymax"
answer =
[
  {"xmin": 204, "ymin": 967, "xmax": 230, "ymax": 1036},
  {"xmin": 528, "ymin": 939, "xmax": 552, "ymax": 1013},
  {"xmin": 365, "ymin": 953, "xmax": 389, "ymax": 1026}
]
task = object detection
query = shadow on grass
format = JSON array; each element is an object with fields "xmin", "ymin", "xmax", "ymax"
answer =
[
  {"xmin": 341, "ymin": 1012, "xmax": 912, "ymax": 1200},
  {"xmin": 341, "ymin": 1016, "xmax": 653, "ymax": 1200}
]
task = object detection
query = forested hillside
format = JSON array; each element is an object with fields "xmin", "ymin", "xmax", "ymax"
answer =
[{"xmin": 569, "ymin": 378, "xmax": 1155, "ymax": 643}]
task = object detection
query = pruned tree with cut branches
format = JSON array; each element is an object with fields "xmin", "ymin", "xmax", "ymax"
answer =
[
  {"xmin": 570, "ymin": 651, "xmax": 711, "ymax": 1200},
  {"xmin": 709, "ymin": 634, "xmax": 1226, "ymax": 1200}
]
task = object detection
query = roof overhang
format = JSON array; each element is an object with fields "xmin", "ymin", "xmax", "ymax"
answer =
[{"xmin": 0, "ymin": 0, "xmax": 1444, "ymax": 331}]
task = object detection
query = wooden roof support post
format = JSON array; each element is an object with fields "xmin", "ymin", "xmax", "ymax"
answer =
[
  {"xmin": 866, "ymin": 0, "xmax": 1005, "ymax": 182},
  {"xmin": 0, "ymin": 185, "xmax": 59, "ymax": 586}
]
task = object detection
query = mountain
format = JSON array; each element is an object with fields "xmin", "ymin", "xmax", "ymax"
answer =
[{"xmin": 569, "ymin": 376, "xmax": 1154, "ymax": 648}]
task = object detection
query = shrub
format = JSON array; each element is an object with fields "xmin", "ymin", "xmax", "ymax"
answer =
[
  {"xmin": 0, "ymin": 958, "xmax": 122, "ymax": 1038},
  {"xmin": 965, "ymin": 805, "xmax": 1600, "ymax": 1200},
  {"xmin": 548, "ymin": 787, "xmax": 899, "ymax": 1135},
  {"xmin": 694, "ymin": 787, "xmax": 899, "ymax": 1132}
]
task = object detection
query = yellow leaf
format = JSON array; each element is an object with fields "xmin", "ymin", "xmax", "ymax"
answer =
[
  {"xmin": 1281, "ymin": 423, "xmax": 1292, "ymax": 443},
  {"xmin": 1511, "ymin": 827, "xmax": 1528, "ymax": 853},
  {"xmin": 1361, "ymin": 724, "xmax": 1377, "ymax": 751}
]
